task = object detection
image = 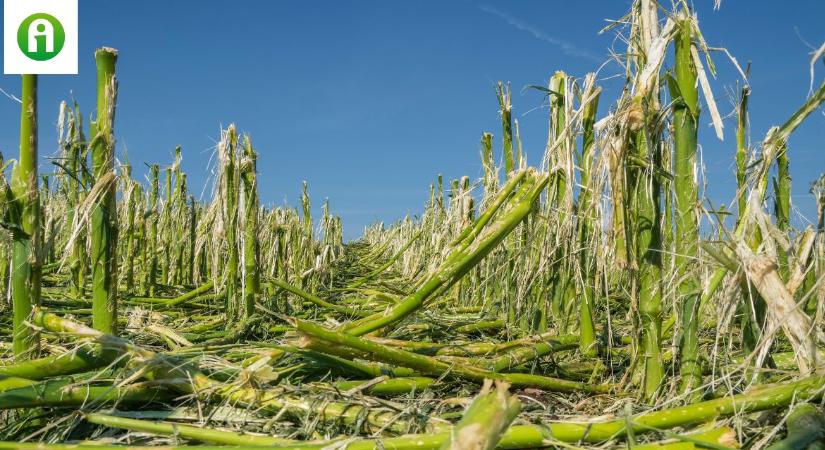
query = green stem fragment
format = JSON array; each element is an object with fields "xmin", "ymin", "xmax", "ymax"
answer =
[
  {"xmin": 84, "ymin": 412, "xmax": 293, "ymax": 446},
  {"xmin": 0, "ymin": 378, "xmax": 174, "ymax": 409},
  {"xmin": 439, "ymin": 380, "xmax": 521, "ymax": 450}
]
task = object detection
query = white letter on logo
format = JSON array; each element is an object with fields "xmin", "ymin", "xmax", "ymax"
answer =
[{"xmin": 28, "ymin": 18, "xmax": 54, "ymax": 53}]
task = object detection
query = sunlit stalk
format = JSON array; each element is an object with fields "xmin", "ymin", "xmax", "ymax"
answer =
[
  {"xmin": 671, "ymin": 15, "xmax": 702, "ymax": 395},
  {"xmin": 10, "ymin": 74, "xmax": 41, "ymax": 359}
]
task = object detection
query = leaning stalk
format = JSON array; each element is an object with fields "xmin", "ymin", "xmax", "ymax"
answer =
[{"xmin": 344, "ymin": 171, "xmax": 548, "ymax": 336}]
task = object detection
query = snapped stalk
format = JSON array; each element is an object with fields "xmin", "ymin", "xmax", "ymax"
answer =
[
  {"xmin": 670, "ymin": 15, "xmax": 702, "ymax": 395},
  {"xmin": 10, "ymin": 74, "xmax": 41, "ymax": 359},
  {"xmin": 90, "ymin": 48, "xmax": 119, "ymax": 334}
]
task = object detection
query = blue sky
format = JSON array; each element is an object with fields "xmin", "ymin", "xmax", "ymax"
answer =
[{"xmin": 1, "ymin": 1, "xmax": 824, "ymax": 239}]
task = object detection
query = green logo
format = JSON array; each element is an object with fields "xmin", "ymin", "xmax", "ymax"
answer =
[{"xmin": 17, "ymin": 13, "xmax": 65, "ymax": 61}]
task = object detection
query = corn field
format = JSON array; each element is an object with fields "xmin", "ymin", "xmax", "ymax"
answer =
[{"xmin": 2, "ymin": 2, "xmax": 825, "ymax": 449}]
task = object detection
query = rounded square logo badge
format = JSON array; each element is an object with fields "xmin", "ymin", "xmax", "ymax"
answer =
[{"xmin": 4, "ymin": 0, "xmax": 78, "ymax": 74}]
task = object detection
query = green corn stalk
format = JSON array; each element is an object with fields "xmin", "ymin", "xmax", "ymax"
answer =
[
  {"xmin": 548, "ymin": 71, "xmax": 571, "ymax": 216},
  {"xmin": 774, "ymin": 144, "xmax": 791, "ymax": 278},
  {"xmin": 40, "ymin": 174, "xmax": 54, "ymax": 264},
  {"xmin": 547, "ymin": 71, "xmax": 576, "ymax": 331},
  {"xmin": 609, "ymin": 138, "xmax": 630, "ymax": 268},
  {"xmin": 188, "ymin": 194, "xmax": 196, "ymax": 285},
  {"xmin": 514, "ymin": 119, "xmax": 524, "ymax": 170},
  {"xmin": 83, "ymin": 413, "xmax": 294, "ymax": 446},
  {"xmin": 576, "ymin": 76, "xmax": 601, "ymax": 357},
  {"xmin": 630, "ymin": 427, "xmax": 737, "ymax": 450},
  {"xmin": 436, "ymin": 174, "xmax": 445, "ymax": 220},
  {"xmin": 58, "ymin": 102, "xmax": 76, "ymax": 273},
  {"xmin": 449, "ymin": 178, "xmax": 460, "ymax": 234},
  {"xmin": 0, "ymin": 345, "xmax": 112, "ymax": 380},
  {"xmin": 173, "ymin": 146, "xmax": 184, "ymax": 285},
  {"xmin": 736, "ymin": 82, "xmax": 750, "ymax": 224},
  {"xmin": 0, "ymin": 378, "xmax": 175, "ymax": 410},
  {"xmin": 633, "ymin": 131, "xmax": 665, "ymax": 402},
  {"xmin": 623, "ymin": 0, "xmax": 666, "ymax": 402},
  {"xmin": 480, "ymin": 132, "xmax": 498, "ymax": 199},
  {"xmin": 142, "ymin": 164, "xmax": 159, "ymax": 296},
  {"xmin": 774, "ymin": 151, "xmax": 791, "ymax": 234},
  {"xmin": 807, "ymin": 176, "xmax": 825, "ymax": 314},
  {"xmin": 461, "ymin": 176, "xmax": 474, "ymax": 228},
  {"xmin": 222, "ymin": 126, "xmax": 241, "ymax": 325},
  {"xmin": 0, "ymin": 375, "xmax": 36, "ymax": 393},
  {"xmin": 90, "ymin": 48, "xmax": 119, "ymax": 334},
  {"xmin": 175, "ymin": 172, "xmax": 187, "ymax": 285},
  {"xmin": 122, "ymin": 162, "xmax": 136, "ymax": 289},
  {"xmin": 199, "ymin": 209, "xmax": 210, "ymax": 281},
  {"xmin": 10, "ymin": 74, "xmax": 41, "ymax": 359},
  {"xmin": 38, "ymin": 172, "xmax": 46, "ymax": 254},
  {"xmin": 0, "ymin": 236, "xmax": 7, "ymax": 304},
  {"xmin": 488, "ymin": 338, "xmax": 577, "ymax": 372},
  {"xmin": 299, "ymin": 180, "xmax": 313, "ymax": 287},
  {"xmin": 301, "ymin": 180, "xmax": 311, "ymax": 236},
  {"xmin": 670, "ymin": 15, "xmax": 702, "ymax": 396},
  {"xmin": 332, "ymin": 377, "xmax": 435, "ymax": 396},
  {"xmin": 70, "ymin": 101, "xmax": 87, "ymax": 297},
  {"xmin": 133, "ymin": 188, "xmax": 145, "ymax": 287},
  {"xmin": 496, "ymin": 82, "xmax": 514, "ymax": 176},
  {"xmin": 240, "ymin": 135, "xmax": 260, "ymax": 319},
  {"xmin": 160, "ymin": 166, "xmax": 172, "ymax": 283},
  {"xmin": 659, "ymin": 127, "xmax": 674, "ymax": 276},
  {"xmin": 425, "ymin": 332, "xmax": 573, "ymax": 357}
]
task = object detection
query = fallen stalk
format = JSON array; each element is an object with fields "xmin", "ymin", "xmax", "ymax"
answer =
[
  {"xmin": 84, "ymin": 412, "xmax": 294, "ymax": 446},
  {"xmin": 344, "ymin": 170, "xmax": 548, "ymax": 336},
  {"xmin": 270, "ymin": 278, "xmax": 370, "ymax": 317},
  {"xmin": 30, "ymin": 309, "xmax": 446, "ymax": 434},
  {"xmin": 296, "ymin": 318, "xmax": 610, "ymax": 393},
  {"xmin": 439, "ymin": 380, "xmax": 521, "ymax": 450},
  {"xmin": 3, "ymin": 373, "xmax": 821, "ymax": 447}
]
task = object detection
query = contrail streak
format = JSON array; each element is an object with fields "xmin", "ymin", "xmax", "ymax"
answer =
[{"xmin": 480, "ymin": 4, "xmax": 602, "ymax": 63}]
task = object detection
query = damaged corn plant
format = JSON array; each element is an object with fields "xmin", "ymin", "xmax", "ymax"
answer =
[{"xmin": 2, "ymin": 1, "xmax": 825, "ymax": 449}]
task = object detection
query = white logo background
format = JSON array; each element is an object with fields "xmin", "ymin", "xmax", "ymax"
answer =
[{"xmin": 4, "ymin": 0, "xmax": 78, "ymax": 74}]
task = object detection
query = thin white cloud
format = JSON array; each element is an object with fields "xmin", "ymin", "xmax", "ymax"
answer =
[
  {"xmin": 479, "ymin": 4, "xmax": 602, "ymax": 63},
  {"xmin": 0, "ymin": 87, "xmax": 22, "ymax": 104}
]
